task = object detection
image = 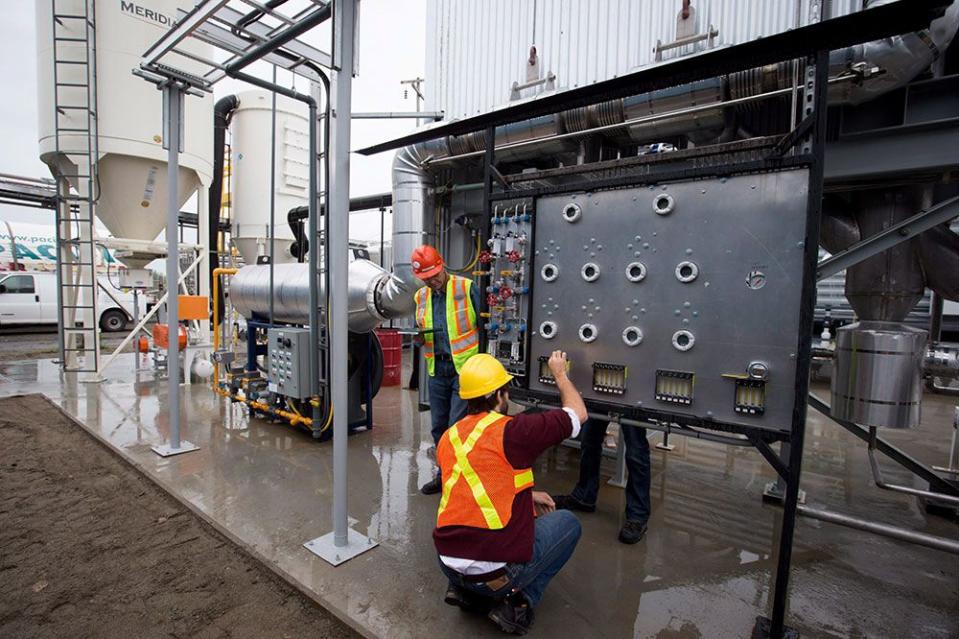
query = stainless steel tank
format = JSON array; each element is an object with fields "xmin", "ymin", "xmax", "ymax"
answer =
[{"xmin": 831, "ymin": 321, "xmax": 927, "ymax": 429}]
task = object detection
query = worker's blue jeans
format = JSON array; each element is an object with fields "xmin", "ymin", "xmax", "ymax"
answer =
[
  {"xmin": 428, "ymin": 360, "xmax": 467, "ymax": 444},
  {"xmin": 439, "ymin": 510, "xmax": 582, "ymax": 608},
  {"xmin": 570, "ymin": 418, "xmax": 651, "ymax": 523}
]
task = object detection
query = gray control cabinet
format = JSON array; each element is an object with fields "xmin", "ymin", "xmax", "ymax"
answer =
[
  {"xmin": 268, "ymin": 327, "xmax": 312, "ymax": 399},
  {"xmin": 526, "ymin": 169, "xmax": 810, "ymax": 433}
]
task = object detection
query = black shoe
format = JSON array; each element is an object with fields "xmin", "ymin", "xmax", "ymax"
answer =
[
  {"xmin": 421, "ymin": 474, "xmax": 442, "ymax": 495},
  {"xmin": 488, "ymin": 594, "xmax": 535, "ymax": 635},
  {"xmin": 618, "ymin": 519, "xmax": 648, "ymax": 544},
  {"xmin": 552, "ymin": 494, "xmax": 596, "ymax": 513},
  {"xmin": 444, "ymin": 584, "xmax": 494, "ymax": 613}
]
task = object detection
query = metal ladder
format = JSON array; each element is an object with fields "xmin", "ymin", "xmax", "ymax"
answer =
[{"xmin": 50, "ymin": 0, "xmax": 100, "ymax": 374}]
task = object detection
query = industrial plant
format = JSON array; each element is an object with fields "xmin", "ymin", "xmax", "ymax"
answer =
[{"xmin": 1, "ymin": 1, "xmax": 958, "ymax": 638}]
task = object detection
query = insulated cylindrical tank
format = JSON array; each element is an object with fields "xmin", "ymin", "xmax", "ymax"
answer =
[
  {"xmin": 229, "ymin": 90, "xmax": 310, "ymax": 265},
  {"xmin": 831, "ymin": 322, "xmax": 927, "ymax": 429},
  {"xmin": 36, "ymin": 0, "xmax": 214, "ymax": 245}
]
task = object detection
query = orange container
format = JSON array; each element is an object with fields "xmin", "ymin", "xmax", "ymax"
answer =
[
  {"xmin": 153, "ymin": 324, "xmax": 187, "ymax": 350},
  {"xmin": 137, "ymin": 336, "xmax": 150, "ymax": 353},
  {"xmin": 177, "ymin": 295, "xmax": 209, "ymax": 321}
]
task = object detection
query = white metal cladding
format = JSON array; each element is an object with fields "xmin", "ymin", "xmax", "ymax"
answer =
[{"xmin": 425, "ymin": 0, "xmax": 866, "ymax": 119}]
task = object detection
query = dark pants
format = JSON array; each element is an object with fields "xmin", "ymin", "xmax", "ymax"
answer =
[
  {"xmin": 571, "ymin": 418, "xmax": 651, "ymax": 523},
  {"xmin": 439, "ymin": 510, "xmax": 582, "ymax": 607},
  {"xmin": 427, "ymin": 359, "xmax": 467, "ymax": 445}
]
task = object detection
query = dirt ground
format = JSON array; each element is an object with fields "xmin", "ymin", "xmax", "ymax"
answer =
[
  {"xmin": 0, "ymin": 394, "xmax": 356, "ymax": 639},
  {"xmin": 0, "ymin": 326, "xmax": 130, "ymax": 361}
]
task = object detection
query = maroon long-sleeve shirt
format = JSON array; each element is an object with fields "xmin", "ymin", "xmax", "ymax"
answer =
[{"xmin": 432, "ymin": 408, "xmax": 573, "ymax": 564}]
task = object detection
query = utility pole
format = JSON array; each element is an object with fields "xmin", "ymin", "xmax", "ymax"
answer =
[{"xmin": 400, "ymin": 77, "xmax": 425, "ymax": 125}]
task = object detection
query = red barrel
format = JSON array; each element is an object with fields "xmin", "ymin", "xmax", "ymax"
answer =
[{"xmin": 375, "ymin": 328, "xmax": 402, "ymax": 386}]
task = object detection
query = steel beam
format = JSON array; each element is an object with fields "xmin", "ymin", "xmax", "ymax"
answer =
[
  {"xmin": 141, "ymin": 0, "xmax": 231, "ymax": 68},
  {"xmin": 816, "ymin": 194, "xmax": 959, "ymax": 280}
]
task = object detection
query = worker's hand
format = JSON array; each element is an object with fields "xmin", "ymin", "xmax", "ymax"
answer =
[
  {"xmin": 547, "ymin": 350, "xmax": 568, "ymax": 379},
  {"xmin": 532, "ymin": 491, "xmax": 555, "ymax": 517}
]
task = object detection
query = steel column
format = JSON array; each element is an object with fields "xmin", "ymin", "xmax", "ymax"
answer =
[
  {"xmin": 152, "ymin": 82, "xmax": 199, "ymax": 458},
  {"xmin": 303, "ymin": 0, "xmax": 376, "ymax": 565}
]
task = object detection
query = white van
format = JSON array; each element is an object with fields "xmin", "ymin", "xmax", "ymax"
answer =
[{"xmin": 0, "ymin": 271, "xmax": 145, "ymax": 332}]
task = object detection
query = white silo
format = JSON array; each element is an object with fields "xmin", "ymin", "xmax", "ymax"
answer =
[
  {"xmin": 36, "ymin": 0, "xmax": 214, "ymax": 251},
  {"xmin": 229, "ymin": 90, "xmax": 310, "ymax": 265}
]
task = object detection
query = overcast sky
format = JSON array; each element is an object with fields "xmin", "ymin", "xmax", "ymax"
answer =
[{"xmin": 0, "ymin": 0, "xmax": 426, "ymax": 242}]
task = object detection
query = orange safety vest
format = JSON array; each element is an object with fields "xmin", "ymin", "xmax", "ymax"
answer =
[
  {"xmin": 436, "ymin": 411, "xmax": 535, "ymax": 530},
  {"xmin": 414, "ymin": 274, "xmax": 479, "ymax": 376}
]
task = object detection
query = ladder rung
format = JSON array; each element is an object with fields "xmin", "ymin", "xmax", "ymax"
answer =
[
  {"xmin": 58, "ymin": 105, "xmax": 94, "ymax": 111},
  {"xmin": 56, "ymin": 82, "xmax": 89, "ymax": 87},
  {"xmin": 53, "ymin": 14, "xmax": 89, "ymax": 19},
  {"xmin": 64, "ymin": 327, "xmax": 96, "ymax": 332},
  {"xmin": 55, "ymin": 60, "xmax": 89, "ymax": 65},
  {"xmin": 57, "ymin": 127, "xmax": 91, "ymax": 132},
  {"xmin": 54, "ymin": 36, "xmax": 88, "ymax": 42}
]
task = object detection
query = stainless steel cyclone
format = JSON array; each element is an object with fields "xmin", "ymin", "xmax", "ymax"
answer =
[{"xmin": 831, "ymin": 322, "xmax": 928, "ymax": 429}]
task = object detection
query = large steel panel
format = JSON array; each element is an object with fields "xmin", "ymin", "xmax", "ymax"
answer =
[{"xmin": 526, "ymin": 170, "xmax": 810, "ymax": 433}]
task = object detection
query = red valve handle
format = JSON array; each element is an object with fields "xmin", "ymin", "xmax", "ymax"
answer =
[
  {"xmin": 499, "ymin": 286, "xmax": 513, "ymax": 300},
  {"xmin": 478, "ymin": 250, "xmax": 494, "ymax": 264},
  {"xmin": 506, "ymin": 250, "xmax": 522, "ymax": 263}
]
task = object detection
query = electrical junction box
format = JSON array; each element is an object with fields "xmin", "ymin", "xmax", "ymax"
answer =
[
  {"xmin": 267, "ymin": 327, "xmax": 312, "ymax": 400},
  {"xmin": 119, "ymin": 268, "xmax": 151, "ymax": 288},
  {"xmin": 519, "ymin": 169, "xmax": 810, "ymax": 434}
]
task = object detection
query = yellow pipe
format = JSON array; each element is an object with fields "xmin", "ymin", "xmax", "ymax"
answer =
[
  {"xmin": 215, "ymin": 386, "xmax": 313, "ymax": 427},
  {"xmin": 212, "ymin": 267, "xmax": 238, "ymax": 387}
]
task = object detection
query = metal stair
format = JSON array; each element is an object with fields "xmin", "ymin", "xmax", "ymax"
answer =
[{"xmin": 50, "ymin": 0, "xmax": 100, "ymax": 374}]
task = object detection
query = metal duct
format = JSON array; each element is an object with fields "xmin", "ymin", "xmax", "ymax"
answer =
[
  {"xmin": 845, "ymin": 187, "xmax": 927, "ymax": 323},
  {"xmin": 230, "ymin": 258, "xmax": 392, "ymax": 333},
  {"xmin": 829, "ymin": 0, "xmax": 959, "ymax": 105}
]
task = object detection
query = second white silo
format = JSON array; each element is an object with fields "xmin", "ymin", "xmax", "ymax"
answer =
[{"xmin": 229, "ymin": 90, "xmax": 311, "ymax": 265}]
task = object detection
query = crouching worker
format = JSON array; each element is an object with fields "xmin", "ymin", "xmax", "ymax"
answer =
[{"xmin": 434, "ymin": 351, "xmax": 588, "ymax": 635}]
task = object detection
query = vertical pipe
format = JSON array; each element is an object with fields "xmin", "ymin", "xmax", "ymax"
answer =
[
  {"xmin": 308, "ymin": 99, "xmax": 320, "ymax": 425},
  {"xmin": 330, "ymin": 0, "xmax": 356, "ymax": 547},
  {"xmin": 133, "ymin": 288, "xmax": 140, "ymax": 375},
  {"xmin": 164, "ymin": 83, "xmax": 182, "ymax": 449},
  {"xmin": 269, "ymin": 65, "xmax": 277, "ymax": 327}
]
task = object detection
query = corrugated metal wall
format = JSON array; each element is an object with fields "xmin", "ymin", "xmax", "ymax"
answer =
[{"xmin": 425, "ymin": 0, "xmax": 866, "ymax": 119}]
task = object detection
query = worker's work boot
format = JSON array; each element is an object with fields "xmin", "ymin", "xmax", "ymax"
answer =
[
  {"xmin": 551, "ymin": 494, "xmax": 596, "ymax": 513},
  {"xmin": 444, "ymin": 584, "xmax": 494, "ymax": 613},
  {"xmin": 421, "ymin": 473, "xmax": 442, "ymax": 495},
  {"xmin": 618, "ymin": 519, "xmax": 648, "ymax": 544},
  {"xmin": 488, "ymin": 592, "xmax": 534, "ymax": 635}
]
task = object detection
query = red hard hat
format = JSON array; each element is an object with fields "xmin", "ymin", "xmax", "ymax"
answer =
[{"xmin": 411, "ymin": 245, "xmax": 444, "ymax": 279}]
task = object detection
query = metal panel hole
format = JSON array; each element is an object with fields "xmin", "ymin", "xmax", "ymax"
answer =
[
  {"xmin": 672, "ymin": 329, "xmax": 695, "ymax": 351},
  {"xmin": 562, "ymin": 202, "xmax": 582, "ymax": 223},
  {"xmin": 541, "ymin": 263, "xmax": 559, "ymax": 282},
  {"xmin": 581, "ymin": 262, "xmax": 601, "ymax": 282},
  {"xmin": 653, "ymin": 193, "xmax": 675, "ymax": 215},
  {"xmin": 539, "ymin": 321, "xmax": 557, "ymax": 340},
  {"xmin": 675, "ymin": 261, "xmax": 698, "ymax": 283},
  {"xmin": 622, "ymin": 326, "xmax": 643, "ymax": 347},
  {"xmin": 579, "ymin": 323, "xmax": 598, "ymax": 343},
  {"xmin": 625, "ymin": 261, "xmax": 646, "ymax": 282}
]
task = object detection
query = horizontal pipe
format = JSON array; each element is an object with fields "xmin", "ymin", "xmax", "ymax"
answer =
[
  {"xmin": 423, "ymin": 75, "xmax": 856, "ymax": 167},
  {"xmin": 352, "ymin": 111, "xmax": 444, "ymax": 120},
  {"xmin": 868, "ymin": 436, "xmax": 959, "ymax": 505},
  {"xmin": 797, "ymin": 505, "xmax": 959, "ymax": 554},
  {"xmin": 222, "ymin": 2, "xmax": 332, "ymax": 75}
]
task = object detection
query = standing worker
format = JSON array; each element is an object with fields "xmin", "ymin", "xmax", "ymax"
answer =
[
  {"xmin": 411, "ymin": 244, "xmax": 481, "ymax": 495},
  {"xmin": 434, "ymin": 351, "xmax": 587, "ymax": 635},
  {"xmin": 552, "ymin": 417, "xmax": 651, "ymax": 544}
]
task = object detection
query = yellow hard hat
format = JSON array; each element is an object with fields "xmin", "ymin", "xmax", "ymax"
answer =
[{"xmin": 459, "ymin": 354, "xmax": 514, "ymax": 400}]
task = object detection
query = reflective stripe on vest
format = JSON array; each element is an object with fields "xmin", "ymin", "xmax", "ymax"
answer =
[
  {"xmin": 436, "ymin": 411, "xmax": 535, "ymax": 530},
  {"xmin": 414, "ymin": 275, "xmax": 478, "ymax": 376}
]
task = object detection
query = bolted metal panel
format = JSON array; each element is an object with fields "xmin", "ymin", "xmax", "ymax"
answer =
[
  {"xmin": 425, "ymin": 0, "xmax": 865, "ymax": 119},
  {"xmin": 526, "ymin": 170, "xmax": 811, "ymax": 433},
  {"xmin": 831, "ymin": 321, "xmax": 927, "ymax": 429}
]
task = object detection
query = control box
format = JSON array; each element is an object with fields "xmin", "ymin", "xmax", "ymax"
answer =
[
  {"xmin": 267, "ymin": 327, "xmax": 312, "ymax": 399},
  {"xmin": 484, "ymin": 201, "xmax": 534, "ymax": 375}
]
